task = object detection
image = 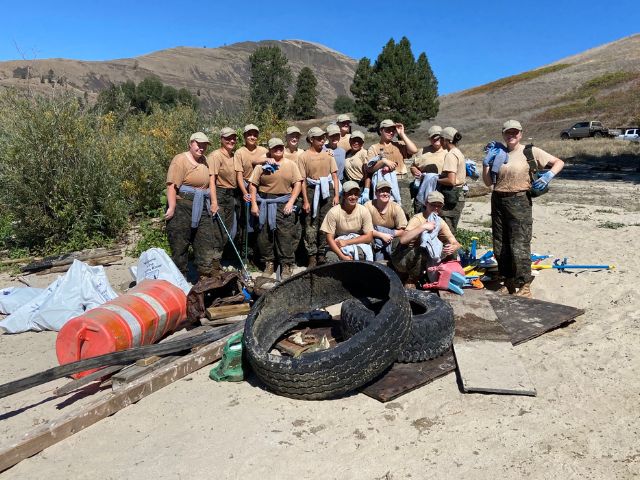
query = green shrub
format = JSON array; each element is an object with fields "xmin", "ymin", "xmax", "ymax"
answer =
[
  {"xmin": 455, "ymin": 228, "xmax": 493, "ymax": 250},
  {"xmin": 333, "ymin": 95, "xmax": 355, "ymax": 114},
  {"xmin": 462, "ymin": 64, "xmax": 571, "ymax": 97}
]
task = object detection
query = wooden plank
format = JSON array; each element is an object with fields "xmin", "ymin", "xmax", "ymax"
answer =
[
  {"xmin": 448, "ymin": 291, "xmax": 536, "ymax": 396},
  {"xmin": 363, "ymin": 290, "xmax": 583, "ymax": 402},
  {"xmin": 0, "ymin": 323, "xmax": 243, "ymax": 473},
  {"xmin": 112, "ymin": 356, "xmax": 179, "ymax": 391},
  {"xmin": 135, "ymin": 356, "xmax": 162, "ymax": 367},
  {"xmin": 205, "ymin": 303, "xmax": 250, "ymax": 320},
  {"xmin": 53, "ymin": 365, "xmax": 124, "ymax": 397},
  {"xmin": 361, "ymin": 350, "xmax": 456, "ymax": 402},
  {"xmin": 200, "ymin": 315, "xmax": 246, "ymax": 327}
]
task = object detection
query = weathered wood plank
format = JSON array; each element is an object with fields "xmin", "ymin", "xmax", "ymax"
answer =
[
  {"xmin": 0, "ymin": 324, "xmax": 243, "ymax": 473},
  {"xmin": 448, "ymin": 291, "xmax": 536, "ymax": 396},
  {"xmin": 205, "ymin": 303, "xmax": 250, "ymax": 320}
]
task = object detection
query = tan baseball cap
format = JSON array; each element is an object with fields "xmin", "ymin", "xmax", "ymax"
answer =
[
  {"xmin": 379, "ymin": 119, "xmax": 395, "ymax": 129},
  {"xmin": 427, "ymin": 125, "xmax": 443, "ymax": 138},
  {"xmin": 219, "ymin": 127, "xmax": 236, "ymax": 138},
  {"xmin": 350, "ymin": 130, "xmax": 365, "ymax": 141},
  {"xmin": 337, "ymin": 114, "xmax": 351, "ymax": 123},
  {"xmin": 268, "ymin": 137, "xmax": 284, "ymax": 149},
  {"xmin": 307, "ymin": 127, "xmax": 326, "ymax": 138},
  {"xmin": 326, "ymin": 124, "xmax": 340, "ymax": 136},
  {"xmin": 286, "ymin": 126, "xmax": 301, "ymax": 135},
  {"xmin": 189, "ymin": 132, "xmax": 210, "ymax": 143},
  {"xmin": 440, "ymin": 127, "xmax": 458, "ymax": 141},
  {"xmin": 375, "ymin": 180, "xmax": 393, "ymax": 191},
  {"xmin": 502, "ymin": 119, "xmax": 523, "ymax": 132},
  {"xmin": 243, "ymin": 124, "xmax": 260, "ymax": 134},
  {"xmin": 343, "ymin": 180, "xmax": 361, "ymax": 193},
  {"xmin": 426, "ymin": 191, "xmax": 445, "ymax": 205}
]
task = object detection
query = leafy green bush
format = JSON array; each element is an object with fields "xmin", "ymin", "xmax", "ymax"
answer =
[
  {"xmin": 455, "ymin": 228, "xmax": 493, "ymax": 250},
  {"xmin": 333, "ymin": 95, "xmax": 355, "ymax": 114}
]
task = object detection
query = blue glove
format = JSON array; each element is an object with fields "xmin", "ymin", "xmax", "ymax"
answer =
[
  {"xmin": 532, "ymin": 171, "xmax": 555, "ymax": 191},
  {"xmin": 465, "ymin": 159, "xmax": 480, "ymax": 179},
  {"xmin": 358, "ymin": 188, "xmax": 370, "ymax": 204},
  {"xmin": 262, "ymin": 163, "xmax": 279, "ymax": 174}
]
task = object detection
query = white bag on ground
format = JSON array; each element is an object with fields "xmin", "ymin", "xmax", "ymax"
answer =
[
  {"xmin": 0, "ymin": 260, "xmax": 118, "ymax": 333},
  {"xmin": 0, "ymin": 287, "xmax": 45, "ymax": 315},
  {"xmin": 135, "ymin": 248, "xmax": 190, "ymax": 294}
]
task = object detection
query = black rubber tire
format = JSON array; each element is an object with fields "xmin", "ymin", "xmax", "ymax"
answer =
[
  {"xmin": 593, "ymin": 131, "xmax": 603, "ymax": 138},
  {"xmin": 560, "ymin": 133, "xmax": 569, "ymax": 140},
  {"xmin": 341, "ymin": 289, "xmax": 454, "ymax": 363},
  {"xmin": 243, "ymin": 262, "xmax": 411, "ymax": 400}
]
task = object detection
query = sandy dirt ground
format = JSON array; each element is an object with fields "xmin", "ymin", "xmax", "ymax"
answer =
[{"xmin": 1, "ymin": 165, "xmax": 639, "ymax": 479}]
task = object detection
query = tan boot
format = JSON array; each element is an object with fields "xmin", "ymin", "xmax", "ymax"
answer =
[
  {"xmin": 307, "ymin": 256, "xmax": 317, "ymax": 268},
  {"xmin": 263, "ymin": 261, "xmax": 274, "ymax": 276},
  {"xmin": 281, "ymin": 264, "xmax": 294, "ymax": 279},
  {"xmin": 515, "ymin": 282, "xmax": 532, "ymax": 298},
  {"xmin": 498, "ymin": 278, "xmax": 516, "ymax": 295}
]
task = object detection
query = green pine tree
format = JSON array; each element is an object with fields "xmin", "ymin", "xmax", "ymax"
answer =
[
  {"xmin": 248, "ymin": 46, "xmax": 292, "ymax": 119},
  {"xmin": 289, "ymin": 67, "xmax": 318, "ymax": 120},
  {"xmin": 350, "ymin": 37, "xmax": 439, "ymax": 130}
]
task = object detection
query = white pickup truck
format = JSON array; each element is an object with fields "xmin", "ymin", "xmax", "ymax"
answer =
[{"xmin": 615, "ymin": 128, "xmax": 640, "ymax": 142}]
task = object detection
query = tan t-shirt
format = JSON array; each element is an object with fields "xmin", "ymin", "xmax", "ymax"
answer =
[
  {"xmin": 298, "ymin": 149, "xmax": 338, "ymax": 180},
  {"xmin": 405, "ymin": 213, "xmax": 456, "ymax": 248},
  {"xmin": 344, "ymin": 149, "xmax": 368, "ymax": 181},
  {"xmin": 166, "ymin": 152, "xmax": 211, "ymax": 190},
  {"xmin": 283, "ymin": 147, "xmax": 304, "ymax": 163},
  {"xmin": 248, "ymin": 159, "xmax": 303, "ymax": 195},
  {"xmin": 338, "ymin": 134, "xmax": 351, "ymax": 151},
  {"xmin": 414, "ymin": 146, "xmax": 447, "ymax": 174},
  {"xmin": 321, "ymin": 204, "xmax": 374, "ymax": 237},
  {"xmin": 366, "ymin": 141, "xmax": 409, "ymax": 175},
  {"xmin": 365, "ymin": 200, "xmax": 408, "ymax": 229},
  {"xmin": 234, "ymin": 145, "xmax": 268, "ymax": 180},
  {"xmin": 442, "ymin": 147, "xmax": 466, "ymax": 186},
  {"xmin": 207, "ymin": 148, "xmax": 237, "ymax": 189},
  {"xmin": 495, "ymin": 144, "xmax": 555, "ymax": 193}
]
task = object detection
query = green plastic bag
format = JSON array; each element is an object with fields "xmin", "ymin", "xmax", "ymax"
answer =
[{"xmin": 209, "ymin": 331, "xmax": 244, "ymax": 382}]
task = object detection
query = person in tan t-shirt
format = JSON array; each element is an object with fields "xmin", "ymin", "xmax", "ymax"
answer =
[
  {"xmin": 207, "ymin": 127, "xmax": 240, "ymax": 264},
  {"xmin": 482, "ymin": 119, "xmax": 564, "ymax": 297},
  {"xmin": 321, "ymin": 181, "xmax": 374, "ymax": 263},
  {"xmin": 299, "ymin": 127, "xmax": 339, "ymax": 266},
  {"xmin": 364, "ymin": 119, "xmax": 418, "ymax": 208},
  {"xmin": 411, "ymin": 125, "xmax": 447, "ymax": 214},
  {"xmin": 248, "ymin": 138, "xmax": 303, "ymax": 279},
  {"xmin": 365, "ymin": 180, "xmax": 407, "ymax": 261},
  {"xmin": 391, "ymin": 191, "xmax": 460, "ymax": 288},
  {"xmin": 344, "ymin": 130, "xmax": 368, "ymax": 184},
  {"xmin": 283, "ymin": 126, "xmax": 304, "ymax": 163},
  {"xmin": 165, "ymin": 132, "xmax": 218, "ymax": 277},
  {"xmin": 437, "ymin": 126, "xmax": 467, "ymax": 234},
  {"xmin": 336, "ymin": 114, "xmax": 352, "ymax": 151}
]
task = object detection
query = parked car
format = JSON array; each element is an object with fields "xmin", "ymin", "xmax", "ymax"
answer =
[
  {"xmin": 560, "ymin": 121, "xmax": 612, "ymax": 140},
  {"xmin": 615, "ymin": 128, "xmax": 640, "ymax": 142}
]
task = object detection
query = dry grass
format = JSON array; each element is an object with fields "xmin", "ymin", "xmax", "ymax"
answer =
[{"xmin": 461, "ymin": 64, "xmax": 571, "ymax": 97}]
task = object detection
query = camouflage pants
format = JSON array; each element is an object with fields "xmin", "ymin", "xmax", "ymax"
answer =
[
  {"xmin": 255, "ymin": 194, "xmax": 301, "ymax": 265},
  {"xmin": 390, "ymin": 238, "xmax": 439, "ymax": 280},
  {"xmin": 211, "ymin": 187, "xmax": 237, "ymax": 260},
  {"xmin": 440, "ymin": 189, "xmax": 465, "ymax": 235},
  {"xmin": 303, "ymin": 186, "xmax": 335, "ymax": 257},
  {"xmin": 491, "ymin": 192, "xmax": 533, "ymax": 287},
  {"xmin": 166, "ymin": 198, "xmax": 216, "ymax": 275}
]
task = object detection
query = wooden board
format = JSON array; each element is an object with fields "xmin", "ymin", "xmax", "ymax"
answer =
[
  {"xmin": 363, "ymin": 290, "xmax": 584, "ymax": 402},
  {"xmin": 205, "ymin": 303, "xmax": 250, "ymax": 320},
  {"xmin": 0, "ymin": 325, "xmax": 242, "ymax": 473},
  {"xmin": 449, "ymin": 290, "xmax": 536, "ymax": 396}
]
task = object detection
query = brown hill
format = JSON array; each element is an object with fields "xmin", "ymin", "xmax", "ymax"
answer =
[
  {"xmin": 0, "ymin": 40, "xmax": 357, "ymax": 115},
  {"xmin": 432, "ymin": 34, "xmax": 640, "ymax": 142}
]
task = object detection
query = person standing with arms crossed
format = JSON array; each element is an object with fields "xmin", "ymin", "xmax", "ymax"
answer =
[{"xmin": 482, "ymin": 120, "xmax": 564, "ymax": 298}]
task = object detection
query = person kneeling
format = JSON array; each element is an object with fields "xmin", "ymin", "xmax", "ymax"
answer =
[
  {"xmin": 320, "ymin": 181, "xmax": 374, "ymax": 263},
  {"xmin": 391, "ymin": 191, "xmax": 460, "ymax": 288}
]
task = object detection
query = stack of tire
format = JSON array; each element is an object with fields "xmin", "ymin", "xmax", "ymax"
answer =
[{"xmin": 243, "ymin": 262, "xmax": 454, "ymax": 400}]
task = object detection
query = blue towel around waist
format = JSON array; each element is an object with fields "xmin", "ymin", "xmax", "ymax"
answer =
[
  {"xmin": 178, "ymin": 185, "xmax": 211, "ymax": 228},
  {"xmin": 254, "ymin": 193, "xmax": 291, "ymax": 231}
]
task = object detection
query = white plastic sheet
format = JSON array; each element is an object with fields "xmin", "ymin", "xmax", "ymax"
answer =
[
  {"xmin": 0, "ymin": 287, "xmax": 44, "ymax": 315},
  {"xmin": 134, "ymin": 248, "xmax": 190, "ymax": 294},
  {"xmin": 0, "ymin": 260, "xmax": 118, "ymax": 334}
]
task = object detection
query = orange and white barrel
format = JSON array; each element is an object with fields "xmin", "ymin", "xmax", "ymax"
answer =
[{"xmin": 56, "ymin": 279, "xmax": 187, "ymax": 378}]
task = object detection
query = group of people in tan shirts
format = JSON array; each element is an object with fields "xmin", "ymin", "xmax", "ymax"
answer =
[{"xmin": 165, "ymin": 115, "xmax": 564, "ymax": 297}]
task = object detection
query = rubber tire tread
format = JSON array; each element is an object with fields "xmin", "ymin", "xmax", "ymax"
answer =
[{"xmin": 341, "ymin": 290, "xmax": 454, "ymax": 363}]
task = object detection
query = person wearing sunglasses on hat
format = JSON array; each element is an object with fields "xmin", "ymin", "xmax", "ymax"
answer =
[
  {"xmin": 365, "ymin": 180, "xmax": 408, "ymax": 261},
  {"xmin": 482, "ymin": 120, "xmax": 564, "ymax": 298},
  {"xmin": 165, "ymin": 132, "xmax": 218, "ymax": 278}
]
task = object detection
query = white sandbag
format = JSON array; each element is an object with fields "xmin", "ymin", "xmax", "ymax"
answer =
[
  {"xmin": 0, "ymin": 287, "xmax": 45, "ymax": 315},
  {"xmin": 0, "ymin": 260, "xmax": 118, "ymax": 333},
  {"xmin": 135, "ymin": 248, "xmax": 190, "ymax": 294}
]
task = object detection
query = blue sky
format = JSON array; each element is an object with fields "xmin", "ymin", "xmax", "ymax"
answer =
[{"xmin": 1, "ymin": 0, "xmax": 638, "ymax": 94}]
